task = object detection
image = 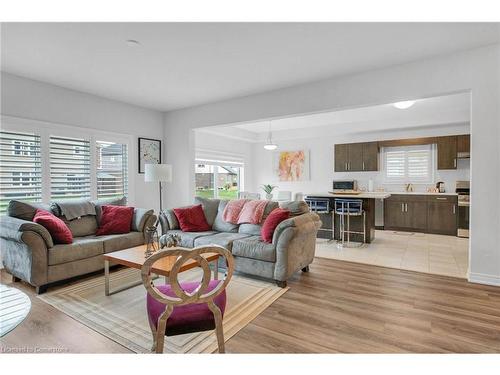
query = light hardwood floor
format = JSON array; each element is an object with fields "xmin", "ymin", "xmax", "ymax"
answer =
[{"xmin": 2, "ymin": 257, "xmax": 500, "ymax": 353}]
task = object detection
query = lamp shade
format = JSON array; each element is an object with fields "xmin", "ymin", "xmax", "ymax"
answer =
[{"xmin": 144, "ymin": 163, "xmax": 172, "ymax": 182}]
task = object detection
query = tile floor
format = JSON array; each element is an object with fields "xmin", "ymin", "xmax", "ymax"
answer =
[{"xmin": 315, "ymin": 230, "xmax": 469, "ymax": 278}]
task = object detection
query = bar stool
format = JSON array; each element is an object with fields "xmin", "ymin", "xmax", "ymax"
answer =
[{"xmin": 334, "ymin": 199, "xmax": 366, "ymax": 248}]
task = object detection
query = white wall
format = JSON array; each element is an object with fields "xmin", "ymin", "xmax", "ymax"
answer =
[
  {"xmin": 1, "ymin": 72, "xmax": 165, "ymax": 211},
  {"xmin": 250, "ymin": 123, "xmax": 471, "ymax": 197},
  {"xmin": 163, "ymin": 44, "xmax": 500, "ymax": 286}
]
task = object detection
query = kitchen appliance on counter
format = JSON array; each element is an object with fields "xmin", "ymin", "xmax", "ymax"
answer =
[
  {"xmin": 436, "ymin": 181, "xmax": 445, "ymax": 193},
  {"xmin": 456, "ymin": 180, "xmax": 470, "ymax": 238},
  {"xmin": 332, "ymin": 180, "xmax": 358, "ymax": 194}
]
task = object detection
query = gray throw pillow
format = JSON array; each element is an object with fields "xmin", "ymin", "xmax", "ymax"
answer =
[
  {"xmin": 212, "ymin": 200, "xmax": 238, "ymax": 233},
  {"xmin": 194, "ymin": 197, "xmax": 220, "ymax": 227},
  {"xmin": 8, "ymin": 200, "xmax": 53, "ymax": 221},
  {"xmin": 279, "ymin": 200, "xmax": 310, "ymax": 216}
]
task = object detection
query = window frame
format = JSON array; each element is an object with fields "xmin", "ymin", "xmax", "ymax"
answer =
[
  {"xmin": 1, "ymin": 115, "xmax": 135, "ymax": 206},
  {"xmin": 382, "ymin": 144, "xmax": 435, "ymax": 184},
  {"xmin": 194, "ymin": 158, "xmax": 244, "ymax": 200}
]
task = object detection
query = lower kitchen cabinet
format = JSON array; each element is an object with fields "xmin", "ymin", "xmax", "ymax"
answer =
[
  {"xmin": 384, "ymin": 194, "xmax": 457, "ymax": 235},
  {"xmin": 427, "ymin": 197, "xmax": 458, "ymax": 236}
]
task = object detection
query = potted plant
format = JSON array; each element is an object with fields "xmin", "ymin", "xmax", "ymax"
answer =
[{"xmin": 261, "ymin": 184, "xmax": 276, "ymax": 200}]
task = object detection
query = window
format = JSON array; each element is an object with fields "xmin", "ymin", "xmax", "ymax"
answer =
[
  {"xmin": 0, "ymin": 131, "xmax": 42, "ymax": 213},
  {"xmin": 96, "ymin": 141, "xmax": 128, "ymax": 200},
  {"xmin": 195, "ymin": 162, "xmax": 243, "ymax": 200},
  {"xmin": 383, "ymin": 145, "xmax": 433, "ymax": 183},
  {"xmin": 50, "ymin": 136, "xmax": 91, "ymax": 200}
]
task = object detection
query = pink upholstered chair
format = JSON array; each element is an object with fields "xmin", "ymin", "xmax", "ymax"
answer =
[{"xmin": 141, "ymin": 245, "xmax": 234, "ymax": 353}]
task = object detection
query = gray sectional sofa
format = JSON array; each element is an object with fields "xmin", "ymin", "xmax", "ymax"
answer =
[
  {"xmin": 0, "ymin": 198, "xmax": 156, "ymax": 294},
  {"xmin": 159, "ymin": 197, "xmax": 322, "ymax": 287}
]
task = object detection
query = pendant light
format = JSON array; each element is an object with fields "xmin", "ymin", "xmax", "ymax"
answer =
[{"xmin": 263, "ymin": 121, "xmax": 278, "ymax": 151}]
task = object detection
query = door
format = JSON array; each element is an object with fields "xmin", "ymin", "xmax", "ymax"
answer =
[
  {"xmin": 334, "ymin": 144, "xmax": 349, "ymax": 172},
  {"xmin": 384, "ymin": 200, "xmax": 407, "ymax": 229},
  {"xmin": 427, "ymin": 201, "xmax": 457, "ymax": 235},
  {"xmin": 437, "ymin": 136, "xmax": 457, "ymax": 170},
  {"xmin": 347, "ymin": 143, "xmax": 364, "ymax": 171},
  {"xmin": 362, "ymin": 142, "xmax": 379, "ymax": 171}
]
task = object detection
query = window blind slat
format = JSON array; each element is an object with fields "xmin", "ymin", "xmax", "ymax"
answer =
[
  {"xmin": 50, "ymin": 136, "xmax": 91, "ymax": 200},
  {"xmin": 0, "ymin": 131, "xmax": 42, "ymax": 214},
  {"xmin": 96, "ymin": 141, "xmax": 128, "ymax": 200}
]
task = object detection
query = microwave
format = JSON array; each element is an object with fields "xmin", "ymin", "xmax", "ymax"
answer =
[{"xmin": 332, "ymin": 180, "xmax": 357, "ymax": 191}]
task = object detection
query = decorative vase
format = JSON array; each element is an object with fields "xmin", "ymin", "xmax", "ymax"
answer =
[{"xmin": 266, "ymin": 193, "xmax": 273, "ymax": 200}]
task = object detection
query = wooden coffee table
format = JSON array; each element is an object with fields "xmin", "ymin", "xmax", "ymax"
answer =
[{"xmin": 103, "ymin": 245, "xmax": 220, "ymax": 296}]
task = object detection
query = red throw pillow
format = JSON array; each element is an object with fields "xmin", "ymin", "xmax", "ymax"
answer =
[
  {"xmin": 96, "ymin": 205, "xmax": 135, "ymax": 236},
  {"xmin": 174, "ymin": 204, "xmax": 211, "ymax": 232},
  {"xmin": 261, "ymin": 208, "xmax": 290, "ymax": 243},
  {"xmin": 33, "ymin": 209, "xmax": 73, "ymax": 244}
]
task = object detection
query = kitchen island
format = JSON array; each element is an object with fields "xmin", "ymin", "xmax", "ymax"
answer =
[{"xmin": 305, "ymin": 192, "xmax": 391, "ymax": 243}]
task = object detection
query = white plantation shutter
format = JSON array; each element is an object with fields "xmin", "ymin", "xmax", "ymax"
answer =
[
  {"xmin": 96, "ymin": 141, "xmax": 128, "ymax": 199},
  {"xmin": 0, "ymin": 131, "xmax": 42, "ymax": 214},
  {"xmin": 50, "ymin": 136, "xmax": 91, "ymax": 200},
  {"xmin": 384, "ymin": 145, "xmax": 432, "ymax": 182}
]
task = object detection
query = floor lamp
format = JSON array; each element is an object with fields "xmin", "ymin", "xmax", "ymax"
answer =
[{"xmin": 144, "ymin": 163, "xmax": 172, "ymax": 214}]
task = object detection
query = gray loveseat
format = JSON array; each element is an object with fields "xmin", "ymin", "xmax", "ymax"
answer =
[
  {"xmin": 0, "ymin": 198, "xmax": 156, "ymax": 294},
  {"xmin": 159, "ymin": 197, "xmax": 321, "ymax": 287}
]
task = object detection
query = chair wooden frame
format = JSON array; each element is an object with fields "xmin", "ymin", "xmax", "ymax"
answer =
[{"xmin": 141, "ymin": 245, "xmax": 234, "ymax": 354}]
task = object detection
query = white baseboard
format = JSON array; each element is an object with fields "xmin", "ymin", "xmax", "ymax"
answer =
[{"xmin": 469, "ymin": 272, "xmax": 500, "ymax": 287}]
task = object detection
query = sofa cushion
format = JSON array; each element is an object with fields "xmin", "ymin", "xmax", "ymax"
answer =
[
  {"xmin": 238, "ymin": 223, "xmax": 262, "ymax": 236},
  {"xmin": 8, "ymin": 200, "xmax": 53, "ymax": 221},
  {"xmin": 194, "ymin": 197, "xmax": 220, "ymax": 227},
  {"xmin": 96, "ymin": 205, "xmax": 135, "ymax": 235},
  {"xmin": 48, "ymin": 236, "xmax": 104, "ymax": 265},
  {"xmin": 61, "ymin": 215, "xmax": 98, "ymax": 237},
  {"xmin": 174, "ymin": 205, "xmax": 211, "ymax": 232},
  {"xmin": 162, "ymin": 230, "xmax": 218, "ymax": 248},
  {"xmin": 232, "ymin": 235, "xmax": 276, "ymax": 262},
  {"xmin": 100, "ymin": 232, "xmax": 145, "ymax": 253},
  {"xmin": 212, "ymin": 200, "xmax": 238, "ymax": 233},
  {"xmin": 163, "ymin": 209, "xmax": 179, "ymax": 230},
  {"xmin": 193, "ymin": 232, "xmax": 252, "ymax": 251},
  {"xmin": 33, "ymin": 209, "xmax": 73, "ymax": 244}
]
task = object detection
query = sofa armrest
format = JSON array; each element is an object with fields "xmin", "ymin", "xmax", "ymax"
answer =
[
  {"xmin": 0, "ymin": 215, "xmax": 54, "ymax": 248},
  {"xmin": 272, "ymin": 213, "xmax": 322, "ymax": 281},
  {"xmin": 132, "ymin": 208, "xmax": 155, "ymax": 232},
  {"xmin": 0, "ymin": 216, "xmax": 50, "ymax": 286}
]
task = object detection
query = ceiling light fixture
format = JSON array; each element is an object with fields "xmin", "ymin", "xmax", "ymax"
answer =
[
  {"xmin": 393, "ymin": 100, "xmax": 416, "ymax": 109},
  {"xmin": 126, "ymin": 39, "xmax": 141, "ymax": 47},
  {"xmin": 264, "ymin": 121, "xmax": 278, "ymax": 151}
]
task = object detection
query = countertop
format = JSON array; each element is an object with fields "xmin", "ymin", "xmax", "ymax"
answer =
[
  {"xmin": 305, "ymin": 192, "xmax": 392, "ymax": 199},
  {"xmin": 305, "ymin": 191, "xmax": 458, "ymax": 199}
]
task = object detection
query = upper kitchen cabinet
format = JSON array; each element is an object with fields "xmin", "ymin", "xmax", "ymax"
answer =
[
  {"xmin": 334, "ymin": 143, "xmax": 349, "ymax": 172},
  {"xmin": 334, "ymin": 142, "xmax": 379, "ymax": 172},
  {"xmin": 437, "ymin": 136, "xmax": 458, "ymax": 170},
  {"xmin": 457, "ymin": 134, "xmax": 470, "ymax": 157}
]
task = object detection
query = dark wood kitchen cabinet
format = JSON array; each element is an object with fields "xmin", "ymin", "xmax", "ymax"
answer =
[
  {"xmin": 334, "ymin": 142, "xmax": 379, "ymax": 172},
  {"xmin": 427, "ymin": 196, "xmax": 458, "ymax": 235},
  {"xmin": 334, "ymin": 143, "xmax": 349, "ymax": 172},
  {"xmin": 437, "ymin": 136, "xmax": 458, "ymax": 170},
  {"xmin": 457, "ymin": 134, "xmax": 470, "ymax": 154},
  {"xmin": 384, "ymin": 195, "xmax": 428, "ymax": 232},
  {"xmin": 384, "ymin": 194, "xmax": 457, "ymax": 235}
]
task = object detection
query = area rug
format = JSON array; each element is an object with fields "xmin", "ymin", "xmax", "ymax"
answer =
[{"xmin": 38, "ymin": 268, "xmax": 288, "ymax": 353}]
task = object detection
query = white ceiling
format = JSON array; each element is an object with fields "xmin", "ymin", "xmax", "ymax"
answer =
[
  {"xmin": 199, "ymin": 92, "xmax": 470, "ymax": 141},
  {"xmin": 1, "ymin": 23, "xmax": 499, "ymax": 111}
]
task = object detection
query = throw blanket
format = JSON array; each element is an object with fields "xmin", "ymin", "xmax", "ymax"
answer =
[
  {"xmin": 54, "ymin": 200, "xmax": 96, "ymax": 221},
  {"xmin": 222, "ymin": 199, "xmax": 268, "ymax": 225}
]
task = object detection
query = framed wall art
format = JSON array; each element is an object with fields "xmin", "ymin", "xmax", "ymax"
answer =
[
  {"xmin": 138, "ymin": 137, "xmax": 161, "ymax": 174},
  {"xmin": 273, "ymin": 149, "xmax": 310, "ymax": 181}
]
